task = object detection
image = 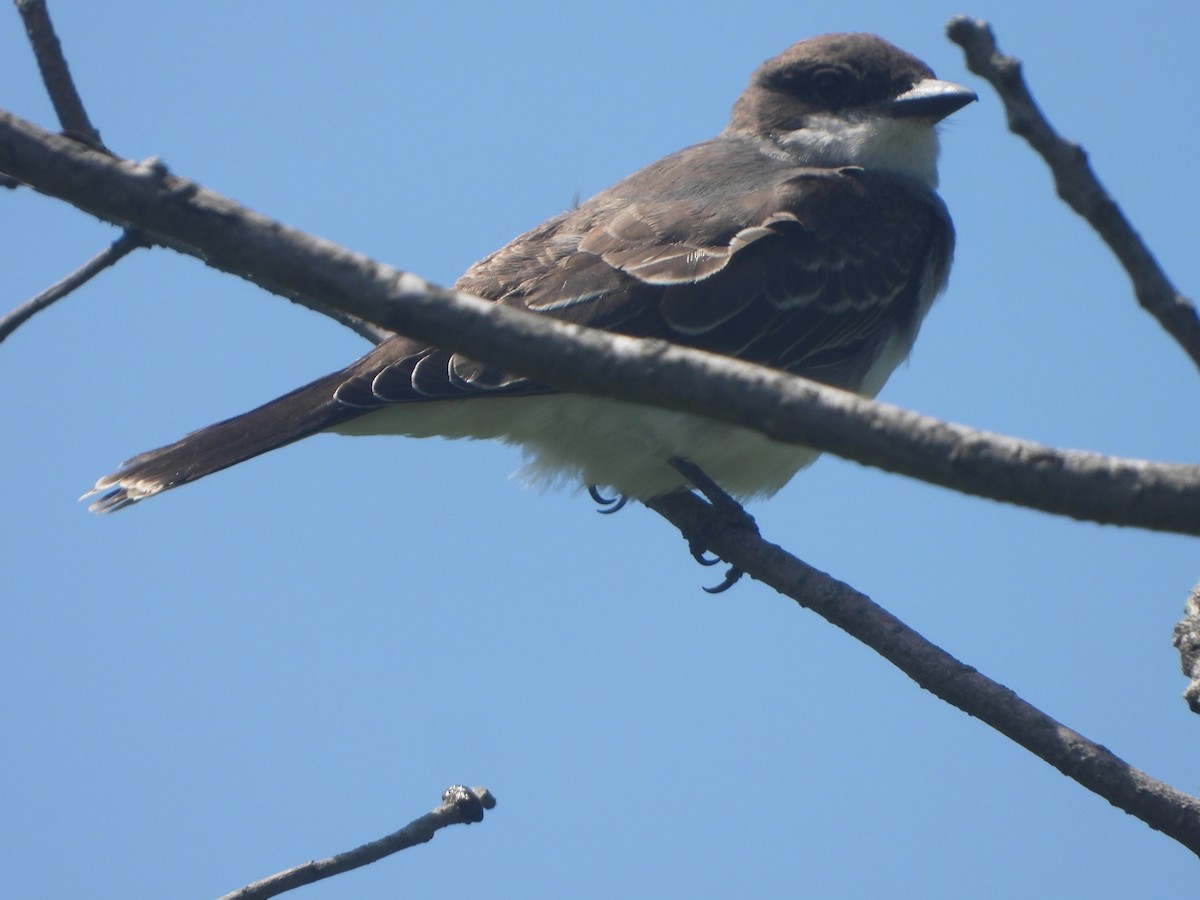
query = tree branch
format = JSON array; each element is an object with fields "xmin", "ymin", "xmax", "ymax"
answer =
[
  {"xmin": 1, "ymin": 107, "xmax": 1198, "ymax": 534},
  {"xmin": 15, "ymin": 0, "xmax": 103, "ymax": 148},
  {"xmin": 0, "ymin": 228, "xmax": 144, "ymax": 343},
  {"xmin": 946, "ymin": 16, "xmax": 1200, "ymax": 375},
  {"xmin": 215, "ymin": 785, "xmax": 495, "ymax": 900},
  {"xmin": 8, "ymin": 0, "xmax": 391, "ymax": 346},
  {"xmin": 646, "ymin": 491, "xmax": 1200, "ymax": 854}
]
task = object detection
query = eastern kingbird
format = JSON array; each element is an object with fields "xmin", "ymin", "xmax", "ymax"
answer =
[{"xmin": 86, "ymin": 33, "xmax": 975, "ymax": 513}]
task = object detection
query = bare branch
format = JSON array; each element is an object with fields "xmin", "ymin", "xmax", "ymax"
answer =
[
  {"xmin": 646, "ymin": 491, "xmax": 1200, "ymax": 854},
  {"xmin": 9, "ymin": 0, "xmax": 389, "ymax": 344},
  {"xmin": 0, "ymin": 229, "xmax": 144, "ymax": 344},
  {"xmin": 15, "ymin": 0, "xmax": 104, "ymax": 148},
  {"xmin": 12, "ymin": 0, "xmax": 363, "ymax": 349},
  {"xmin": 215, "ymin": 785, "xmax": 495, "ymax": 900},
  {"xmin": 946, "ymin": 16, "xmax": 1200, "ymax": 375},
  {"xmin": 2, "ymin": 108, "xmax": 1198, "ymax": 534}
]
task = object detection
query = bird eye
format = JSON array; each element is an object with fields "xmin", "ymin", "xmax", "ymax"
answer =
[{"xmin": 809, "ymin": 67, "xmax": 852, "ymax": 107}]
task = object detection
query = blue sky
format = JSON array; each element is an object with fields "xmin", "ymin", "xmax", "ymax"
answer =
[{"xmin": 4, "ymin": 2, "xmax": 1199, "ymax": 897}]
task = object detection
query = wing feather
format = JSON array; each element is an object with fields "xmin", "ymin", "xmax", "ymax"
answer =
[{"xmin": 332, "ymin": 137, "xmax": 951, "ymax": 407}]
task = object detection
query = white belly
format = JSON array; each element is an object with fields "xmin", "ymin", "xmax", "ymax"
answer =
[{"xmin": 332, "ymin": 393, "xmax": 820, "ymax": 501}]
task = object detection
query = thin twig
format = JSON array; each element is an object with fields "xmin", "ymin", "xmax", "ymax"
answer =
[
  {"xmin": 215, "ymin": 785, "xmax": 495, "ymax": 900},
  {"xmin": 646, "ymin": 490, "xmax": 1200, "ymax": 855},
  {"xmin": 1, "ymin": 110, "xmax": 1198, "ymax": 534},
  {"xmin": 0, "ymin": 229, "xmax": 144, "ymax": 344},
  {"xmin": 12, "ymin": 0, "xmax": 387, "ymax": 342},
  {"xmin": 15, "ymin": 0, "xmax": 105, "ymax": 148},
  {"xmin": 946, "ymin": 16, "xmax": 1200, "ymax": 374}
]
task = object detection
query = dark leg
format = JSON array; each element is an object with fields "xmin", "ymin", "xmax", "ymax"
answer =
[{"xmin": 668, "ymin": 458, "xmax": 758, "ymax": 593}]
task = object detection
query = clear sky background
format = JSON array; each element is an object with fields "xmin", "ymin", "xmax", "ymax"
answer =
[{"xmin": 4, "ymin": 3, "xmax": 1199, "ymax": 898}]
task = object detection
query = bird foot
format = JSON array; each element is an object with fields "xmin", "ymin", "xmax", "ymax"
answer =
[{"xmin": 668, "ymin": 458, "xmax": 758, "ymax": 593}]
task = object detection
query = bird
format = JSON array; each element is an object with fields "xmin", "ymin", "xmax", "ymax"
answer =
[{"xmin": 85, "ymin": 33, "xmax": 975, "ymax": 514}]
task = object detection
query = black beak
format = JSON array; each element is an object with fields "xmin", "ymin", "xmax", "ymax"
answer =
[{"xmin": 888, "ymin": 78, "xmax": 977, "ymax": 122}]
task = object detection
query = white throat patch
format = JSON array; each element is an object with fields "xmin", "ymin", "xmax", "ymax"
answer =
[{"xmin": 779, "ymin": 113, "xmax": 941, "ymax": 187}]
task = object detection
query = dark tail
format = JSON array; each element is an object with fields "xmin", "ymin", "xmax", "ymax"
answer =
[{"xmin": 85, "ymin": 368, "xmax": 363, "ymax": 513}]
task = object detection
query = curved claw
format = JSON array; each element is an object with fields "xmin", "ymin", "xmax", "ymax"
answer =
[
  {"xmin": 688, "ymin": 540, "xmax": 723, "ymax": 567},
  {"xmin": 667, "ymin": 457, "xmax": 758, "ymax": 592},
  {"xmin": 599, "ymin": 496, "xmax": 629, "ymax": 515},
  {"xmin": 588, "ymin": 485, "xmax": 629, "ymax": 514},
  {"xmin": 703, "ymin": 567, "xmax": 745, "ymax": 594}
]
